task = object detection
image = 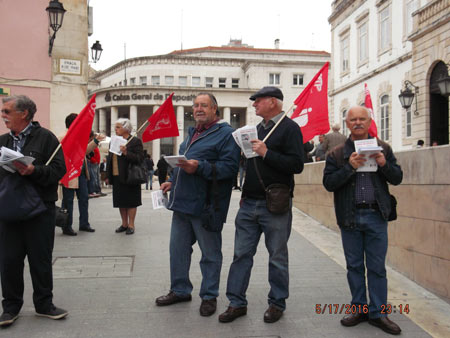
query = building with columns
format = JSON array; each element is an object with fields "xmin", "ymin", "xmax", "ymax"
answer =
[
  {"xmin": 328, "ymin": 0, "xmax": 449, "ymax": 151},
  {"xmin": 89, "ymin": 41, "xmax": 330, "ymax": 161}
]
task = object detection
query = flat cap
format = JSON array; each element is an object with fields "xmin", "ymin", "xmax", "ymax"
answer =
[{"xmin": 249, "ymin": 86, "xmax": 283, "ymax": 101}]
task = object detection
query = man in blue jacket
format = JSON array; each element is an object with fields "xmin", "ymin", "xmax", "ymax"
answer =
[
  {"xmin": 323, "ymin": 106, "xmax": 402, "ymax": 335},
  {"xmin": 155, "ymin": 93, "xmax": 240, "ymax": 317}
]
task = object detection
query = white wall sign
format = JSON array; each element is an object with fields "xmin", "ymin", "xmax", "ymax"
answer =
[{"xmin": 59, "ymin": 59, "xmax": 81, "ymax": 75}]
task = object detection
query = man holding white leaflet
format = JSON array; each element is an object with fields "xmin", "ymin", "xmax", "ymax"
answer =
[{"xmin": 323, "ymin": 106, "xmax": 403, "ymax": 335}]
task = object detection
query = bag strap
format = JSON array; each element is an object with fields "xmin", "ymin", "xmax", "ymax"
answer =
[{"xmin": 253, "ymin": 158, "xmax": 266, "ymax": 190}]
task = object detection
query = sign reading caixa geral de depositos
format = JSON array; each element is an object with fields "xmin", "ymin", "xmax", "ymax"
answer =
[{"xmin": 104, "ymin": 92, "xmax": 196, "ymax": 103}]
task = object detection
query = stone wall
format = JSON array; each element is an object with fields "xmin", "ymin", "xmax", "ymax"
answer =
[{"xmin": 293, "ymin": 145, "xmax": 450, "ymax": 301}]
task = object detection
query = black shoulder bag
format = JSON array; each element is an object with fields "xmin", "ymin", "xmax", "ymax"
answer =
[
  {"xmin": 200, "ymin": 163, "xmax": 224, "ymax": 232},
  {"xmin": 0, "ymin": 171, "xmax": 47, "ymax": 223},
  {"xmin": 253, "ymin": 158, "xmax": 291, "ymax": 214}
]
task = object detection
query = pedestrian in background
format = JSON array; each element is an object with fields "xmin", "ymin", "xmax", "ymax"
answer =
[{"xmin": 323, "ymin": 123, "xmax": 347, "ymax": 157}]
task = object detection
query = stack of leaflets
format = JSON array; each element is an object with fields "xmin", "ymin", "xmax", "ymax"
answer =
[
  {"xmin": 232, "ymin": 125, "xmax": 258, "ymax": 158},
  {"xmin": 0, "ymin": 146, "xmax": 35, "ymax": 173},
  {"xmin": 354, "ymin": 139, "xmax": 382, "ymax": 172},
  {"xmin": 151, "ymin": 190, "xmax": 169, "ymax": 209},
  {"xmin": 109, "ymin": 135, "xmax": 127, "ymax": 156}
]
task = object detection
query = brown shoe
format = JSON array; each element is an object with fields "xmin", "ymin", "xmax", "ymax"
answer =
[
  {"xmin": 199, "ymin": 298, "xmax": 217, "ymax": 317},
  {"xmin": 155, "ymin": 291, "xmax": 192, "ymax": 306},
  {"xmin": 340, "ymin": 312, "xmax": 369, "ymax": 327},
  {"xmin": 263, "ymin": 305, "xmax": 283, "ymax": 323},
  {"xmin": 218, "ymin": 306, "xmax": 247, "ymax": 323},
  {"xmin": 369, "ymin": 317, "xmax": 401, "ymax": 335}
]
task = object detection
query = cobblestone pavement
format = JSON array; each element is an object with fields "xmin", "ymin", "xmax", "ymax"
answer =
[{"xmin": 2, "ymin": 187, "xmax": 448, "ymax": 338}]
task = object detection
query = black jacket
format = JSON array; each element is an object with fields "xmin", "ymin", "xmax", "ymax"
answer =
[
  {"xmin": 243, "ymin": 116, "xmax": 304, "ymax": 199},
  {"xmin": 323, "ymin": 137, "xmax": 402, "ymax": 228},
  {"xmin": 0, "ymin": 122, "xmax": 66, "ymax": 202},
  {"xmin": 107, "ymin": 136, "xmax": 144, "ymax": 184}
]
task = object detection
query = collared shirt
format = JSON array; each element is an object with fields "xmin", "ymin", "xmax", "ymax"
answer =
[
  {"xmin": 189, "ymin": 119, "xmax": 219, "ymax": 145},
  {"xmin": 355, "ymin": 172, "xmax": 376, "ymax": 204},
  {"xmin": 9, "ymin": 122, "xmax": 33, "ymax": 153},
  {"xmin": 259, "ymin": 111, "xmax": 285, "ymax": 130}
]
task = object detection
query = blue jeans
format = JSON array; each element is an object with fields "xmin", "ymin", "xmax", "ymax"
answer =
[
  {"xmin": 340, "ymin": 208, "xmax": 388, "ymax": 319},
  {"xmin": 146, "ymin": 170, "xmax": 154, "ymax": 190},
  {"xmin": 226, "ymin": 198, "xmax": 292, "ymax": 310},
  {"xmin": 169, "ymin": 211, "xmax": 222, "ymax": 299},
  {"xmin": 88, "ymin": 163, "xmax": 100, "ymax": 194},
  {"xmin": 61, "ymin": 174, "xmax": 90, "ymax": 229}
]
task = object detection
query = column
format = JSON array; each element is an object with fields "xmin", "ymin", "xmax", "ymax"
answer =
[
  {"xmin": 111, "ymin": 106, "xmax": 118, "ymax": 135},
  {"xmin": 223, "ymin": 107, "xmax": 231, "ymax": 124},
  {"xmin": 93, "ymin": 110, "xmax": 99, "ymax": 132},
  {"xmin": 152, "ymin": 105, "xmax": 160, "ymax": 162},
  {"xmin": 130, "ymin": 105, "xmax": 138, "ymax": 132},
  {"xmin": 99, "ymin": 108, "xmax": 107, "ymax": 134},
  {"xmin": 176, "ymin": 105, "xmax": 184, "ymax": 151}
]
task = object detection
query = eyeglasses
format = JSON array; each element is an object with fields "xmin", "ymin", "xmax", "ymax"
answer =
[
  {"xmin": 1, "ymin": 109, "xmax": 21, "ymax": 115},
  {"xmin": 192, "ymin": 103, "xmax": 211, "ymax": 109}
]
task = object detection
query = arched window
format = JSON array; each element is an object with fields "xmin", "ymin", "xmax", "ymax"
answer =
[
  {"xmin": 380, "ymin": 95, "xmax": 389, "ymax": 140},
  {"xmin": 341, "ymin": 109, "xmax": 348, "ymax": 136}
]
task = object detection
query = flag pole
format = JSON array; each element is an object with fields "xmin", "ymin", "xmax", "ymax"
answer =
[
  {"xmin": 125, "ymin": 120, "xmax": 149, "ymax": 145},
  {"xmin": 45, "ymin": 143, "xmax": 62, "ymax": 166},
  {"xmin": 262, "ymin": 102, "xmax": 296, "ymax": 142}
]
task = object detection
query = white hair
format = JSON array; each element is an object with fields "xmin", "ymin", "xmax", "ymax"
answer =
[
  {"xmin": 115, "ymin": 118, "xmax": 133, "ymax": 133},
  {"xmin": 345, "ymin": 106, "xmax": 371, "ymax": 121}
]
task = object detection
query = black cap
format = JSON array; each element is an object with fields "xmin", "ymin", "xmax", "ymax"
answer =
[{"xmin": 249, "ymin": 86, "xmax": 283, "ymax": 101}]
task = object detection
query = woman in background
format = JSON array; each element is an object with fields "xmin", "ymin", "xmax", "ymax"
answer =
[{"xmin": 106, "ymin": 118, "xmax": 144, "ymax": 235}]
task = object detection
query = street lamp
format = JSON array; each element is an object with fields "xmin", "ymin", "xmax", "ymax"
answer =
[
  {"xmin": 398, "ymin": 80, "xmax": 419, "ymax": 116},
  {"xmin": 91, "ymin": 40, "xmax": 103, "ymax": 63},
  {"xmin": 436, "ymin": 63, "xmax": 450, "ymax": 97},
  {"xmin": 46, "ymin": 0, "xmax": 66, "ymax": 56}
]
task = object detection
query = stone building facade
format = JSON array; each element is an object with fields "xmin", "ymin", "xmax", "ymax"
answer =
[
  {"xmin": 89, "ymin": 43, "xmax": 330, "ymax": 161},
  {"xmin": 328, "ymin": 0, "xmax": 449, "ymax": 150}
]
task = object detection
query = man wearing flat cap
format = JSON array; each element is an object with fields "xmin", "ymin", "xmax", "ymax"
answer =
[{"xmin": 219, "ymin": 86, "xmax": 304, "ymax": 323}]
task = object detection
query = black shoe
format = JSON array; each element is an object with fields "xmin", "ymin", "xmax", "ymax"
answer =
[
  {"xmin": 200, "ymin": 298, "xmax": 217, "ymax": 317},
  {"xmin": 369, "ymin": 317, "xmax": 401, "ymax": 335},
  {"xmin": 155, "ymin": 291, "xmax": 192, "ymax": 306},
  {"xmin": 36, "ymin": 305, "xmax": 68, "ymax": 320},
  {"xmin": 0, "ymin": 312, "xmax": 19, "ymax": 327},
  {"xmin": 218, "ymin": 306, "xmax": 247, "ymax": 323},
  {"xmin": 340, "ymin": 312, "xmax": 369, "ymax": 327},
  {"xmin": 79, "ymin": 226, "xmax": 95, "ymax": 232},
  {"xmin": 263, "ymin": 305, "xmax": 283, "ymax": 323},
  {"xmin": 125, "ymin": 227, "xmax": 135, "ymax": 235},
  {"xmin": 115, "ymin": 225, "xmax": 128, "ymax": 233},
  {"xmin": 62, "ymin": 227, "xmax": 77, "ymax": 236}
]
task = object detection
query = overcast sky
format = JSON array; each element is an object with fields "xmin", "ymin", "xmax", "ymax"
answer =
[{"xmin": 88, "ymin": 0, "xmax": 332, "ymax": 70}]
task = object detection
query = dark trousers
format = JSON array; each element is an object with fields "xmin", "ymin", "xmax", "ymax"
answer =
[
  {"xmin": 0, "ymin": 204, "xmax": 56, "ymax": 314},
  {"xmin": 62, "ymin": 174, "xmax": 90, "ymax": 229}
]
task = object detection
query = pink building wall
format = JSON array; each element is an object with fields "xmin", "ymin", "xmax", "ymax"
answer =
[{"xmin": 0, "ymin": 0, "xmax": 52, "ymax": 134}]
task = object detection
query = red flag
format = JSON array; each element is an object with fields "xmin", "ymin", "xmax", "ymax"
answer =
[
  {"xmin": 60, "ymin": 94, "xmax": 96, "ymax": 187},
  {"xmin": 291, "ymin": 62, "xmax": 330, "ymax": 143},
  {"xmin": 142, "ymin": 93, "xmax": 179, "ymax": 143},
  {"xmin": 364, "ymin": 83, "xmax": 378, "ymax": 137}
]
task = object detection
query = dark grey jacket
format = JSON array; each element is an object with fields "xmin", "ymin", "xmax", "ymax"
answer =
[{"xmin": 323, "ymin": 137, "xmax": 402, "ymax": 228}]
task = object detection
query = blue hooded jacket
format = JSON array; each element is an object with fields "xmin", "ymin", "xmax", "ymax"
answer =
[{"xmin": 167, "ymin": 121, "xmax": 240, "ymax": 223}]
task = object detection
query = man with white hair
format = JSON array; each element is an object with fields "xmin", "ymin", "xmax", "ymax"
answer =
[
  {"xmin": 323, "ymin": 106, "xmax": 403, "ymax": 335},
  {"xmin": 323, "ymin": 123, "xmax": 347, "ymax": 156}
]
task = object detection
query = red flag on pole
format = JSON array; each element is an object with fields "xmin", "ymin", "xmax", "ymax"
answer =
[
  {"xmin": 364, "ymin": 83, "xmax": 378, "ymax": 137},
  {"xmin": 60, "ymin": 94, "xmax": 96, "ymax": 187},
  {"xmin": 142, "ymin": 93, "xmax": 179, "ymax": 143},
  {"xmin": 291, "ymin": 62, "xmax": 330, "ymax": 143}
]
